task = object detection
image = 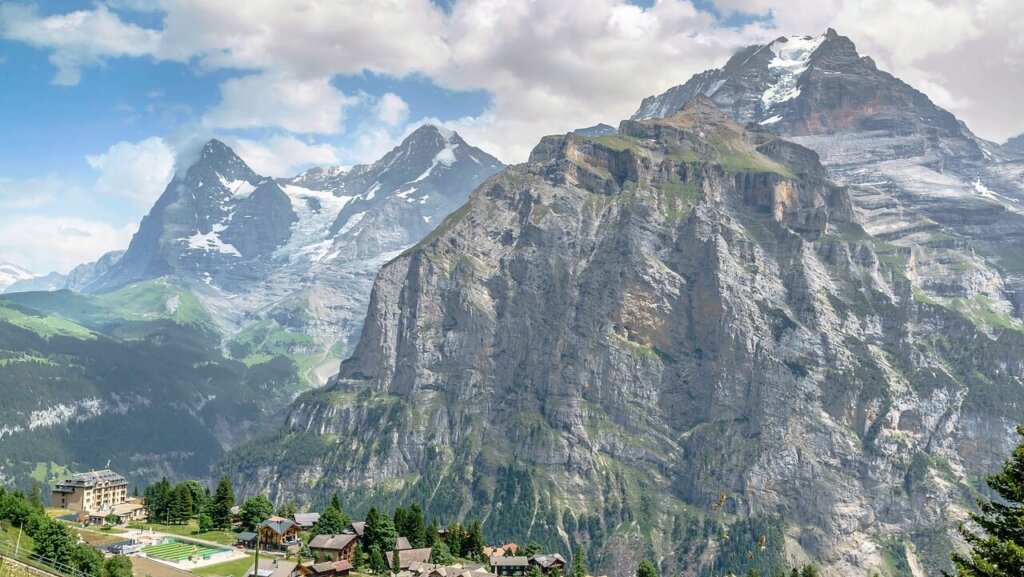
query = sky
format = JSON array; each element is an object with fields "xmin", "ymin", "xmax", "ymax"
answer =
[{"xmin": 0, "ymin": 0, "xmax": 1021, "ymax": 274}]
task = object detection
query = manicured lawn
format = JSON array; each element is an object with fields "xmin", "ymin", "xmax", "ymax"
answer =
[
  {"xmin": 127, "ymin": 521, "xmax": 235, "ymax": 545},
  {"xmin": 191, "ymin": 554, "xmax": 255, "ymax": 577}
]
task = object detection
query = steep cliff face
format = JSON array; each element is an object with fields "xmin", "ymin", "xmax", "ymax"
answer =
[{"xmin": 224, "ymin": 99, "xmax": 1023, "ymax": 577}]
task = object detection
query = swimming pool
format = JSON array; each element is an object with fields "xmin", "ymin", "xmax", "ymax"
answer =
[{"xmin": 142, "ymin": 538, "xmax": 231, "ymax": 562}]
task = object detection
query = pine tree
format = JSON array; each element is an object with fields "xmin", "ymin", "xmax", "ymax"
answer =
[
  {"xmin": 571, "ymin": 544, "xmax": 587, "ymax": 577},
  {"xmin": 393, "ymin": 547, "xmax": 402, "ymax": 573},
  {"xmin": 330, "ymin": 493, "xmax": 342, "ymax": 512},
  {"xmin": 211, "ymin": 476, "xmax": 235, "ymax": 530},
  {"xmin": 949, "ymin": 425, "xmax": 1024, "ymax": 577},
  {"xmin": 527, "ymin": 565, "xmax": 543, "ymax": 577},
  {"xmin": 446, "ymin": 523, "xmax": 464, "ymax": 559},
  {"xmin": 430, "ymin": 541, "xmax": 454, "ymax": 565},
  {"xmin": 169, "ymin": 484, "xmax": 194, "ymax": 524},
  {"xmin": 637, "ymin": 560, "xmax": 658, "ymax": 577},
  {"xmin": 368, "ymin": 545, "xmax": 386, "ymax": 574},
  {"xmin": 464, "ymin": 520, "xmax": 485, "ymax": 561},
  {"xmin": 312, "ymin": 506, "xmax": 349, "ymax": 537},
  {"xmin": 365, "ymin": 507, "xmax": 398, "ymax": 553}
]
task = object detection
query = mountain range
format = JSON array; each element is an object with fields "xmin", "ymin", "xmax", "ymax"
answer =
[
  {"xmin": 0, "ymin": 126, "xmax": 502, "ymax": 488},
  {"xmin": 218, "ymin": 30, "xmax": 1024, "ymax": 577}
]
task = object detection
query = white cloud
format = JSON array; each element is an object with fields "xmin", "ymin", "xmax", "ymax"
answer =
[
  {"xmin": 0, "ymin": 175, "xmax": 66, "ymax": 210},
  {"xmin": 376, "ymin": 93, "xmax": 410, "ymax": 127},
  {"xmin": 202, "ymin": 73, "xmax": 358, "ymax": 134},
  {"xmin": 0, "ymin": 215, "xmax": 136, "ymax": 274},
  {"xmin": 0, "ymin": 3, "xmax": 159, "ymax": 85},
  {"xmin": 86, "ymin": 137, "xmax": 175, "ymax": 204},
  {"xmin": 225, "ymin": 135, "xmax": 340, "ymax": 177}
]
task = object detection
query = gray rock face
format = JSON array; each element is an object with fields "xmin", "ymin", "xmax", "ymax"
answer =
[
  {"xmin": 225, "ymin": 100, "xmax": 1023, "ymax": 576},
  {"xmin": 85, "ymin": 128, "xmax": 502, "ymax": 384},
  {"xmin": 1004, "ymin": 134, "xmax": 1024, "ymax": 157}
]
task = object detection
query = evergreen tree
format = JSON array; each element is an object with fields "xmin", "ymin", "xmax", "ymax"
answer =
[
  {"xmin": 181, "ymin": 480, "xmax": 207, "ymax": 513},
  {"xmin": 425, "ymin": 522, "xmax": 439, "ymax": 546},
  {"xmin": 365, "ymin": 507, "xmax": 398, "ymax": 553},
  {"xmin": 407, "ymin": 504, "xmax": 426, "ymax": 547},
  {"xmin": 527, "ymin": 566, "xmax": 543, "ymax": 577},
  {"xmin": 330, "ymin": 493, "xmax": 342, "ymax": 512},
  {"xmin": 34, "ymin": 519, "xmax": 76, "ymax": 569},
  {"xmin": 430, "ymin": 541, "xmax": 454, "ymax": 565},
  {"xmin": 168, "ymin": 484, "xmax": 194, "ymax": 524},
  {"xmin": 351, "ymin": 543, "xmax": 364, "ymax": 570},
  {"xmin": 368, "ymin": 545, "xmax": 387, "ymax": 574},
  {"xmin": 104, "ymin": 555, "xmax": 134, "ymax": 577},
  {"xmin": 637, "ymin": 560, "xmax": 658, "ymax": 577},
  {"xmin": 311, "ymin": 506, "xmax": 349, "ymax": 537},
  {"xmin": 446, "ymin": 524, "xmax": 464, "ymax": 560},
  {"xmin": 240, "ymin": 495, "xmax": 274, "ymax": 531},
  {"xmin": 463, "ymin": 520, "xmax": 485, "ymax": 561},
  {"xmin": 393, "ymin": 547, "xmax": 402, "ymax": 574},
  {"xmin": 144, "ymin": 478, "xmax": 172, "ymax": 523},
  {"xmin": 949, "ymin": 425, "xmax": 1024, "ymax": 577},
  {"xmin": 211, "ymin": 476, "xmax": 235, "ymax": 530},
  {"xmin": 571, "ymin": 544, "xmax": 587, "ymax": 577}
]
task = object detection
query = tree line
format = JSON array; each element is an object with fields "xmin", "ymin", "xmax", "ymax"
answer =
[{"xmin": 0, "ymin": 488, "xmax": 133, "ymax": 577}]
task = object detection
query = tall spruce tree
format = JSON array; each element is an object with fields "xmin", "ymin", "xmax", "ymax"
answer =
[
  {"xmin": 312, "ymin": 506, "xmax": 349, "ymax": 537},
  {"xmin": 571, "ymin": 544, "xmax": 587, "ymax": 577},
  {"xmin": 211, "ymin": 476, "xmax": 235, "ymax": 530},
  {"xmin": 949, "ymin": 425, "xmax": 1024, "ymax": 577},
  {"xmin": 168, "ymin": 484, "xmax": 194, "ymax": 524}
]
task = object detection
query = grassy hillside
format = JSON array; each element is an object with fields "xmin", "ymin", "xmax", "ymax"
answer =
[{"xmin": 0, "ymin": 280, "xmax": 302, "ymax": 491}]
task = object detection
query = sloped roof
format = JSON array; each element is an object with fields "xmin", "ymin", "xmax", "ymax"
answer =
[
  {"xmin": 395, "ymin": 537, "xmax": 413, "ymax": 550},
  {"xmin": 529, "ymin": 555, "xmax": 566, "ymax": 569},
  {"xmin": 490, "ymin": 557, "xmax": 528, "ymax": 567},
  {"xmin": 235, "ymin": 532, "xmax": 258, "ymax": 541},
  {"xmin": 294, "ymin": 513, "xmax": 321, "ymax": 527},
  {"xmin": 309, "ymin": 534, "xmax": 357, "ymax": 551},
  {"xmin": 387, "ymin": 548, "xmax": 433, "ymax": 570},
  {"xmin": 260, "ymin": 517, "xmax": 299, "ymax": 535}
]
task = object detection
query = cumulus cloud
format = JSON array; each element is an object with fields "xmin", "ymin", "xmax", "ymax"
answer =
[
  {"xmin": 86, "ymin": 137, "xmax": 175, "ymax": 204},
  {"xmin": 202, "ymin": 73, "xmax": 359, "ymax": 134},
  {"xmin": 0, "ymin": 175, "xmax": 65, "ymax": 210},
  {"xmin": 225, "ymin": 135, "xmax": 340, "ymax": 177},
  {"xmin": 0, "ymin": 215, "xmax": 136, "ymax": 273},
  {"xmin": 0, "ymin": 3, "xmax": 159, "ymax": 85},
  {"xmin": 376, "ymin": 93, "xmax": 410, "ymax": 127}
]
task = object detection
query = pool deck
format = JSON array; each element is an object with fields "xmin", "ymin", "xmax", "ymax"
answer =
[{"xmin": 123, "ymin": 530, "xmax": 249, "ymax": 569}]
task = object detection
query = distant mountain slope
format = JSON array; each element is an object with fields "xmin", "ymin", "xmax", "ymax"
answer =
[
  {"xmin": 0, "ymin": 283, "xmax": 294, "ymax": 489},
  {"xmin": 0, "ymin": 263, "xmax": 34, "ymax": 292},
  {"xmin": 4, "ymin": 251, "xmax": 124, "ymax": 294},
  {"xmin": 85, "ymin": 127, "xmax": 501, "ymax": 384}
]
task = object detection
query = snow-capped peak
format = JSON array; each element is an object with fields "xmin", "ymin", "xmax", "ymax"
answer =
[
  {"xmin": 0, "ymin": 262, "xmax": 36, "ymax": 291},
  {"xmin": 761, "ymin": 33, "xmax": 826, "ymax": 111}
]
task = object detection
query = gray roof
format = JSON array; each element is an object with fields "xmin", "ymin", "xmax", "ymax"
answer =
[
  {"xmin": 345, "ymin": 522, "xmax": 365, "ymax": 536},
  {"xmin": 259, "ymin": 517, "xmax": 299, "ymax": 535},
  {"xmin": 491, "ymin": 557, "xmax": 529, "ymax": 567},
  {"xmin": 294, "ymin": 513, "xmax": 321, "ymax": 527},
  {"xmin": 529, "ymin": 555, "xmax": 566, "ymax": 569},
  {"xmin": 54, "ymin": 470, "xmax": 126, "ymax": 490},
  {"xmin": 235, "ymin": 532, "xmax": 258, "ymax": 541},
  {"xmin": 395, "ymin": 537, "xmax": 412, "ymax": 550},
  {"xmin": 309, "ymin": 533, "xmax": 358, "ymax": 551}
]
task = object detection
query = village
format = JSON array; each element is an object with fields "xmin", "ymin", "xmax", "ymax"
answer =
[{"xmin": 0, "ymin": 469, "xmax": 612, "ymax": 577}]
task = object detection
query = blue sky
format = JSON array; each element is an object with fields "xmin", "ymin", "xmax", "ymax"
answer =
[{"xmin": 0, "ymin": 0, "xmax": 1020, "ymax": 274}]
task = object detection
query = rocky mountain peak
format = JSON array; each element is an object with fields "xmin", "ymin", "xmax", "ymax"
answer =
[
  {"xmin": 1004, "ymin": 133, "xmax": 1024, "ymax": 157},
  {"xmin": 0, "ymin": 262, "xmax": 34, "ymax": 292}
]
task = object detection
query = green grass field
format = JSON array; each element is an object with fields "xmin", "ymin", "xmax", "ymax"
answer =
[
  {"xmin": 143, "ymin": 540, "xmax": 227, "ymax": 562},
  {"xmin": 127, "ymin": 521, "xmax": 235, "ymax": 545},
  {"xmin": 191, "ymin": 554, "xmax": 255, "ymax": 577}
]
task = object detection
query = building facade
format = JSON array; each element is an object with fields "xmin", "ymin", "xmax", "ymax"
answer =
[{"xmin": 51, "ymin": 470, "xmax": 128, "ymax": 512}]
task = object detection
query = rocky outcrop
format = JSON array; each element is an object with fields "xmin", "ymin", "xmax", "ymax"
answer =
[{"xmin": 224, "ymin": 101, "xmax": 1022, "ymax": 577}]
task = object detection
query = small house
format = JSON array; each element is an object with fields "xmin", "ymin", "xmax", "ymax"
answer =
[
  {"xmin": 387, "ymin": 548, "xmax": 433, "ymax": 572},
  {"xmin": 258, "ymin": 517, "xmax": 302, "ymax": 550},
  {"xmin": 529, "ymin": 555, "xmax": 566, "ymax": 575},
  {"xmin": 235, "ymin": 532, "xmax": 258, "ymax": 549},
  {"xmin": 309, "ymin": 534, "xmax": 358, "ymax": 562},
  {"xmin": 490, "ymin": 557, "xmax": 528, "ymax": 577},
  {"xmin": 298, "ymin": 560, "xmax": 352, "ymax": 577},
  {"xmin": 294, "ymin": 513, "xmax": 320, "ymax": 530}
]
